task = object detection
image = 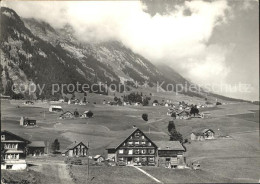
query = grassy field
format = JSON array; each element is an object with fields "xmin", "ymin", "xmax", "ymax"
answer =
[{"xmin": 1, "ymin": 98, "xmax": 259, "ymax": 183}]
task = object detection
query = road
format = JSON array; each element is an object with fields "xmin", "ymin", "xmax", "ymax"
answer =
[{"xmin": 28, "ymin": 160, "xmax": 74, "ymax": 184}]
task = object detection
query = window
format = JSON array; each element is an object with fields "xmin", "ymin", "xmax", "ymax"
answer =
[
  {"xmin": 149, "ymin": 149, "xmax": 155, "ymax": 154},
  {"xmin": 135, "ymin": 141, "xmax": 139, "ymax": 145},
  {"xmin": 166, "ymin": 158, "xmax": 170, "ymax": 162},
  {"xmin": 141, "ymin": 149, "xmax": 146, "ymax": 154},
  {"xmin": 128, "ymin": 141, "xmax": 133, "ymax": 146},
  {"xmin": 147, "ymin": 142, "xmax": 152, "ymax": 146},
  {"xmin": 134, "ymin": 157, "xmax": 140, "ymax": 162},
  {"xmin": 135, "ymin": 149, "xmax": 140, "ymax": 154},
  {"xmin": 128, "ymin": 149, "xmax": 133, "ymax": 155},
  {"xmin": 1, "ymin": 135, "xmax": 5, "ymax": 141},
  {"xmin": 135, "ymin": 132, "xmax": 140, "ymax": 137},
  {"xmin": 142, "ymin": 157, "xmax": 147, "ymax": 161},
  {"xmin": 119, "ymin": 149, "xmax": 124, "ymax": 154},
  {"xmin": 141, "ymin": 136, "xmax": 145, "ymax": 139},
  {"xmin": 6, "ymin": 165, "xmax": 13, "ymax": 170},
  {"xmin": 141, "ymin": 141, "xmax": 146, "ymax": 145},
  {"xmin": 148, "ymin": 157, "xmax": 154, "ymax": 162}
]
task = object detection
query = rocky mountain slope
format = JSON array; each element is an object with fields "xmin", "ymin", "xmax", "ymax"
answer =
[{"xmin": 0, "ymin": 7, "xmax": 245, "ymax": 102}]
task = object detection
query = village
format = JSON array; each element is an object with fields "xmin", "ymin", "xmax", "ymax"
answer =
[{"xmin": 1, "ymin": 92, "xmax": 259, "ymax": 183}]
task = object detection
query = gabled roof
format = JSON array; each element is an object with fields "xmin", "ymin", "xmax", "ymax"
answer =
[
  {"xmin": 62, "ymin": 141, "xmax": 88, "ymax": 153},
  {"xmin": 106, "ymin": 128, "xmax": 157, "ymax": 150},
  {"xmin": 60, "ymin": 111, "xmax": 73, "ymax": 115},
  {"xmin": 94, "ymin": 155, "xmax": 103, "ymax": 159},
  {"xmin": 202, "ymin": 129, "xmax": 215, "ymax": 134},
  {"xmin": 28, "ymin": 141, "xmax": 45, "ymax": 147},
  {"xmin": 1, "ymin": 130, "xmax": 31, "ymax": 144},
  {"xmin": 191, "ymin": 128, "xmax": 214, "ymax": 136},
  {"xmin": 154, "ymin": 141, "xmax": 185, "ymax": 151},
  {"xmin": 177, "ymin": 110, "xmax": 190, "ymax": 115}
]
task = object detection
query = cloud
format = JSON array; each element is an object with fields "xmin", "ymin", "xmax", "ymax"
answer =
[{"xmin": 3, "ymin": 0, "xmax": 238, "ymax": 95}]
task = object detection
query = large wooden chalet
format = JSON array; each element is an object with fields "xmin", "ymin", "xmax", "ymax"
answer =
[
  {"xmin": 1, "ymin": 130, "xmax": 30, "ymax": 170},
  {"xmin": 106, "ymin": 128, "xmax": 186, "ymax": 167}
]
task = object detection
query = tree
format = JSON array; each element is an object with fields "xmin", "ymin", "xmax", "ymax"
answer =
[
  {"xmin": 114, "ymin": 96, "xmax": 118, "ymax": 102},
  {"xmin": 64, "ymin": 96, "xmax": 69, "ymax": 103},
  {"xmin": 169, "ymin": 129, "xmax": 183, "ymax": 143},
  {"xmin": 168, "ymin": 121, "xmax": 175, "ymax": 132},
  {"xmin": 171, "ymin": 111, "xmax": 176, "ymax": 119},
  {"xmin": 86, "ymin": 110, "xmax": 94, "ymax": 118},
  {"xmin": 216, "ymin": 102, "xmax": 222, "ymax": 105},
  {"xmin": 142, "ymin": 113, "xmax": 148, "ymax": 121},
  {"xmin": 51, "ymin": 139, "xmax": 60, "ymax": 153},
  {"xmin": 190, "ymin": 105, "xmax": 199, "ymax": 116}
]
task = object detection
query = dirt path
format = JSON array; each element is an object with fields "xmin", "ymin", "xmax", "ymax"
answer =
[
  {"xmin": 131, "ymin": 166, "xmax": 163, "ymax": 183},
  {"xmin": 28, "ymin": 161, "xmax": 74, "ymax": 184}
]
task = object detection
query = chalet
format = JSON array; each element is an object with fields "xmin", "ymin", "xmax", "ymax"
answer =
[
  {"xmin": 190, "ymin": 132, "xmax": 204, "ymax": 141},
  {"xmin": 202, "ymin": 129, "xmax": 215, "ymax": 139},
  {"xmin": 106, "ymin": 128, "xmax": 158, "ymax": 166},
  {"xmin": 123, "ymin": 102, "xmax": 130, "ymax": 106},
  {"xmin": 20, "ymin": 117, "xmax": 36, "ymax": 126},
  {"xmin": 24, "ymin": 101, "xmax": 34, "ymax": 105},
  {"xmin": 0, "ymin": 94, "xmax": 11, "ymax": 100},
  {"xmin": 155, "ymin": 141, "xmax": 185, "ymax": 168},
  {"xmin": 49, "ymin": 105, "xmax": 63, "ymax": 112},
  {"xmin": 93, "ymin": 155, "xmax": 104, "ymax": 162},
  {"xmin": 59, "ymin": 111, "xmax": 74, "ymax": 119},
  {"xmin": 27, "ymin": 141, "xmax": 46, "ymax": 156},
  {"xmin": 191, "ymin": 129, "xmax": 215, "ymax": 141},
  {"xmin": 176, "ymin": 110, "xmax": 190, "ymax": 120},
  {"xmin": 1, "ymin": 130, "xmax": 30, "ymax": 170},
  {"xmin": 62, "ymin": 142, "xmax": 88, "ymax": 157},
  {"xmin": 81, "ymin": 110, "xmax": 89, "ymax": 118},
  {"xmin": 134, "ymin": 102, "xmax": 142, "ymax": 106}
]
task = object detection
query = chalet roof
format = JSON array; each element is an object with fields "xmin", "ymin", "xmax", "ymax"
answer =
[
  {"xmin": 50, "ymin": 105, "xmax": 62, "ymax": 109},
  {"xmin": 1, "ymin": 130, "xmax": 31, "ymax": 144},
  {"xmin": 154, "ymin": 141, "xmax": 185, "ymax": 151},
  {"xmin": 60, "ymin": 111, "xmax": 73, "ymax": 116},
  {"xmin": 62, "ymin": 141, "xmax": 88, "ymax": 153},
  {"xmin": 106, "ymin": 128, "xmax": 156, "ymax": 150},
  {"xmin": 192, "ymin": 128, "xmax": 214, "ymax": 136},
  {"xmin": 202, "ymin": 129, "xmax": 215, "ymax": 134},
  {"xmin": 28, "ymin": 141, "xmax": 45, "ymax": 147},
  {"xmin": 177, "ymin": 110, "xmax": 190, "ymax": 115},
  {"xmin": 94, "ymin": 155, "xmax": 103, "ymax": 159}
]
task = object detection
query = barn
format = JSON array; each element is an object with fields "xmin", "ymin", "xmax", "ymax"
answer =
[{"xmin": 28, "ymin": 141, "xmax": 46, "ymax": 156}]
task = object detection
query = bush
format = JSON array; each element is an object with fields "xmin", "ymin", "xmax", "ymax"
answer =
[
  {"xmin": 142, "ymin": 113, "xmax": 148, "ymax": 121},
  {"xmin": 86, "ymin": 111, "xmax": 94, "ymax": 118},
  {"xmin": 216, "ymin": 102, "xmax": 222, "ymax": 105}
]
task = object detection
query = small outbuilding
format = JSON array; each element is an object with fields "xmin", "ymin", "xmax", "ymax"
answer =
[
  {"xmin": 28, "ymin": 141, "xmax": 46, "ymax": 156},
  {"xmin": 59, "ymin": 111, "xmax": 74, "ymax": 119},
  {"xmin": 49, "ymin": 105, "xmax": 63, "ymax": 112},
  {"xmin": 20, "ymin": 117, "xmax": 36, "ymax": 126},
  {"xmin": 93, "ymin": 155, "xmax": 104, "ymax": 162}
]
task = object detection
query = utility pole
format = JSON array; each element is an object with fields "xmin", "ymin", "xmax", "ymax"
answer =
[{"xmin": 87, "ymin": 141, "xmax": 89, "ymax": 182}]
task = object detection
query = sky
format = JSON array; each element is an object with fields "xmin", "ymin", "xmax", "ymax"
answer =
[{"xmin": 2, "ymin": 0, "xmax": 259, "ymax": 101}]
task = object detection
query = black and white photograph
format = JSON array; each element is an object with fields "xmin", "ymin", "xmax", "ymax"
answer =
[{"xmin": 0, "ymin": 0, "xmax": 259, "ymax": 183}]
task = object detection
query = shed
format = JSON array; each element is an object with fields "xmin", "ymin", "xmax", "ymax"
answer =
[
  {"xmin": 28, "ymin": 141, "xmax": 46, "ymax": 156},
  {"xmin": 49, "ymin": 105, "xmax": 63, "ymax": 112},
  {"xmin": 93, "ymin": 155, "xmax": 104, "ymax": 162}
]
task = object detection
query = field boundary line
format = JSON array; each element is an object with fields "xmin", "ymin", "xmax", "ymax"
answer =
[{"xmin": 131, "ymin": 166, "xmax": 163, "ymax": 183}]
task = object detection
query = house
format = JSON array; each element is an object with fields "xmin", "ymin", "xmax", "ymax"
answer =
[
  {"xmin": 81, "ymin": 110, "xmax": 89, "ymax": 118},
  {"xmin": 134, "ymin": 102, "xmax": 142, "ymax": 106},
  {"xmin": 0, "ymin": 94, "xmax": 11, "ymax": 100},
  {"xmin": 123, "ymin": 102, "xmax": 130, "ymax": 106},
  {"xmin": 106, "ymin": 128, "xmax": 157, "ymax": 166},
  {"xmin": 176, "ymin": 110, "xmax": 190, "ymax": 120},
  {"xmin": 155, "ymin": 141, "xmax": 185, "ymax": 168},
  {"xmin": 190, "ymin": 132, "xmax": 205, "ymax": 141},
  {"xmin": 27, "ymin": 141, "xmax": 46, "ymax": 156},
  {"xmin": 20, "ymin": 117, "xmax": 36, "ymax": 126},
  {"xmin": 202, "ymin": 129, "xmax": 215, "ymax": 139},
  {"xmin": 1, "ymin": 130, "xmax": 30, "ymax": 170},
  {"xmin": 59, "ymin": 111, "xmax": 74, "ymax": 119},
  {"xmin": 49, "ymin": 105, "xmax": 63, "ymax": 112},
  {"xmin": 93, "ymin": 155, "xmax": 104, "ymax": 162},
  {"xmin": 24, "ymin": 101, "xmax": 34, "ymax": 105},
  {"xmin": 190, "ymin": 129, "xmax": 215, "ymax": 141},
  {"xmin": 62, "ymin": 142, "xmax": 88, "ymax": 157}
]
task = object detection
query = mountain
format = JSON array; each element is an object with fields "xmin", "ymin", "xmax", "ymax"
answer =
[{"xmin": 0, "ymin": 7, "xmax": 246, "ymax": 102}]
